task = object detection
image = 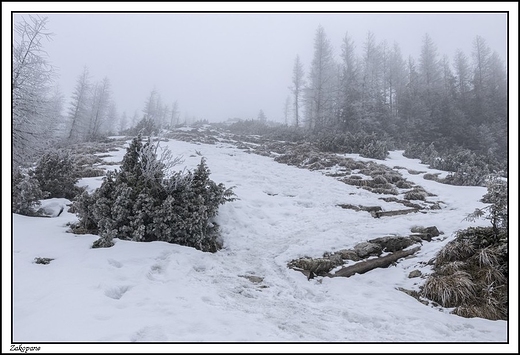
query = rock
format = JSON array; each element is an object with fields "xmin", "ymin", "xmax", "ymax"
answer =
[
  {"xmin": 424, "ymin": 226, "xmax": 441, "ymax": 236},
  {"xmin": 404, "ymin": 189, "xmax": 427, "ymax": 201},
  {"xmin": 92, "ymin": 237, "xmax": 115, "ymax": 249},
  {"xmin": 409, "ymin": 233, "xmax": 432, "ymax": 242},
  {"xmin": 409, "ymin": 235, "xmax": 424, "ymax": 243},
  {"xmin": 34, "ymin": 257, "xmax": 54, "ymax": 265},
  {"xmin": 410, "ymin": 226, "xmax": 441, "ymax": 237},
  {"xmin": 354, "ymin": 242, "xmax": 382, "ymax": 258},
  {"xmin": 239, "ymin": 275, "xmax": 264, "ymax": 284},
  {"xmin": 423, "ymin": 173, "xmax": 440, "ymax": 181},
  {"xmin": 335, "ymin": 249, "xmax": 361, "ymax": 261},
  {"xmin": 369, "ymin": 236, "xmax": 418, "ymax": 252},
  {"xmin": 408, "ymin": 270, "xmax": 422, "ymax": 278},
  {"xmin": 329, "ymin": 253, "xmax": 343, "ymax": 266}
]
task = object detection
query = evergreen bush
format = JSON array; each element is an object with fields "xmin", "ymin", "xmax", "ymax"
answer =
[
  {"xmin": 32, "ymin": 149, "xmax": 81, "ymax": 199},
  {"xmin": 73, "ymin": 136, "xmax": 235, "ymax": 252},
  {"xmin": 12, "ymin": 167, "xmax": 47, "ymax": 216}
]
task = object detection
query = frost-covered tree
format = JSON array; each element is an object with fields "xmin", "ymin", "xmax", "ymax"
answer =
[
  {"xmin": 306, "ymin": 25, "xmax": 335, "ymax": 132},
  {"xmin": 32, "ymin": 149, "xmax": 81, "ymax": 199},
  {"xmin": 103, "ymin": 101, "xmax": 118, "ymax": 136},
  {"xmin": 360, "ymin": 31, "xmax": 384, "ymax": 123},
  {"xmin": 87, "ymin": 77, "xmax": 111, "ymax": 140},
  {"xmin": 257, "ymin": 109, "xmax": 267, "ymax": 123},
  {"xmin": 143, "ymin": 89, "xmax": 159, "ymax": 121},
  {"xmin": 67, "ymin": 66, "xmax": 92, "ymax": 141},
  {"xmin": 419, "ymin": 33, "xmax": 442, "ymax": 90},
  {"xmin": 143, "ymin": 88, "xmax": 169, "ymax": 129},
  {"xmin": 472, "ymin": 35, "xmax": 491, "ymax": 104},
  {"xmin": 118, "ymin": 111, "xmax": 128, "ymax": 134},
  {"xmin": 453, "ymin": 49, "xmax": 471, "ymax": 104},
  {"xmin": 12, "ymin": 15, "xmax": 54, "ymax": 167},
  {"xmin": 12, "ymin": 167, "xmax": 47, "ymax": 215},
  {"xmin": 169, "ymin": 100, "xmax": 180, "ymax": 128},
  {"xmin": 338, "ymin": 31, "xmax": 362, "ymax": 131},
  {"xmin": 43, "ymin": 85, "xmax": 66, "ymax": 141},
  {"xmin": 386, "ymin": 42, "xmax": 406, "ymax": 118},
  {"xmin": 283, "ymin": 96, "xmax": 292, "ymax": 126},
  {"xmin": 290, "ymin": 54, "xmax": 306, "ymax": 127}
]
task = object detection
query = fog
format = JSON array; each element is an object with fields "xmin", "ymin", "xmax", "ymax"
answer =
[{"xmin": 9, "ymin": 6, "xmax": 510, "ymax": 124}]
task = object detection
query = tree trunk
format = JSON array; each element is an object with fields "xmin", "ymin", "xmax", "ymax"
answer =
[{"xmin": 332, "ymin": 246, "xmax": 420, "ymax": 278}]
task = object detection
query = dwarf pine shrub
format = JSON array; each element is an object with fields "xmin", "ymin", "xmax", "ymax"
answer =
[
  {"xmin": 12, "ymin": 167, "xmax": 47, "ymax": 216},
  {"xmin": 32, "ymin": 149, "xmax": 81, "ymax": 199},
  {"xmin": 73, "ymin": 136, "xmax": 235, "ymax": 252}
]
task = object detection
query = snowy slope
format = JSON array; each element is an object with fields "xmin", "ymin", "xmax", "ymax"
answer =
[{"xmin": 9, "ymin": 135, "xmax": 512, "ymax": 351}]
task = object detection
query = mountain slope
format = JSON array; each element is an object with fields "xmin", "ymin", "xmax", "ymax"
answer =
[{"xmin": 11, "ymin": 133, "xmax": 508, "ymax": 346}]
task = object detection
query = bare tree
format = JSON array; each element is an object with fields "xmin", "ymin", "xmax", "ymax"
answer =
[{"xmin": 12, "ymin": 15, "xmax": 54, "ymax": 166}]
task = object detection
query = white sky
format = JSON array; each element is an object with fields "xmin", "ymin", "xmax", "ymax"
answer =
[{"xmin": 4, "ymin": 3, "xmax": 515, "ymax": 124}]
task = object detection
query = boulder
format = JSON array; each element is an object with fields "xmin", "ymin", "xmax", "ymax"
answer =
[
  {"xmin": 335, "ymin": 249, "xmax": 361, "ymax": 261},
  {"xmin": 369, "ymin": 236, "xmax": 419, "ymax": 252},
  {"xmin": 409, "ymin": 233, "xmax": 432, "ymax": 242},
  {"xmin": 354, "ymin": 242, "xmax": 382, "ymax": 258},
  {"xmin": 410, "ymin": 226, "xmax": 441, "ymax": 238},
  {"xmin": 408, "ymin": 270, "xmax": 422, "ymax": 278}
]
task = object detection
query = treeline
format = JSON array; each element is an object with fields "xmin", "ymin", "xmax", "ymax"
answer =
[
  {"xmin": 12, "ymin": 15, "xmax": 182, "ymax": 168},
  {"xmin": 287, "ymin": 26, "xmax": 507, "ymax": 170}
]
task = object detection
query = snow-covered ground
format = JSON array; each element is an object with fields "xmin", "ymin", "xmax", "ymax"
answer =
[{"xmin": 7, "ymin": 135, "xmax": 517, "ymax": 352}]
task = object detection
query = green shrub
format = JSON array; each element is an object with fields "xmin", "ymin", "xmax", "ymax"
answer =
[
  {"xmin": 12, "ymin": 167, "xmax": 47, "ymax": 216},
  {"xmin": 73, "ymin": 136, "xmax": 235, "ymax": 252},
  {"xmin": 32, "ymin": 149, "xmax": 81, "ymax": 199}
]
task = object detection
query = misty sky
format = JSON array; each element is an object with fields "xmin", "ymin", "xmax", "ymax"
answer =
[{"xmin": 10, "ymin": 8, "xmax": 509, "ymax": 124}]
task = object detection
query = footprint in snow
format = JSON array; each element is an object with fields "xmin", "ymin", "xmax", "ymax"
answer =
[
  {"xmin": 107, "ymin": 258, "xmax": 123, "ymax": 268},
  {"xmin": 131, "ymin": 325, "xmax": 168, "ymax": 342},
  {"xmin": 104, "ymin": 285, "xmax": 131, "ymax": 299}
]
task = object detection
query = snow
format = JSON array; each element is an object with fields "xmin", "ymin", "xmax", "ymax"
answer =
[{"xmin": 7, "ymin": 136, "xmax": 516, "ymax": 352}]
